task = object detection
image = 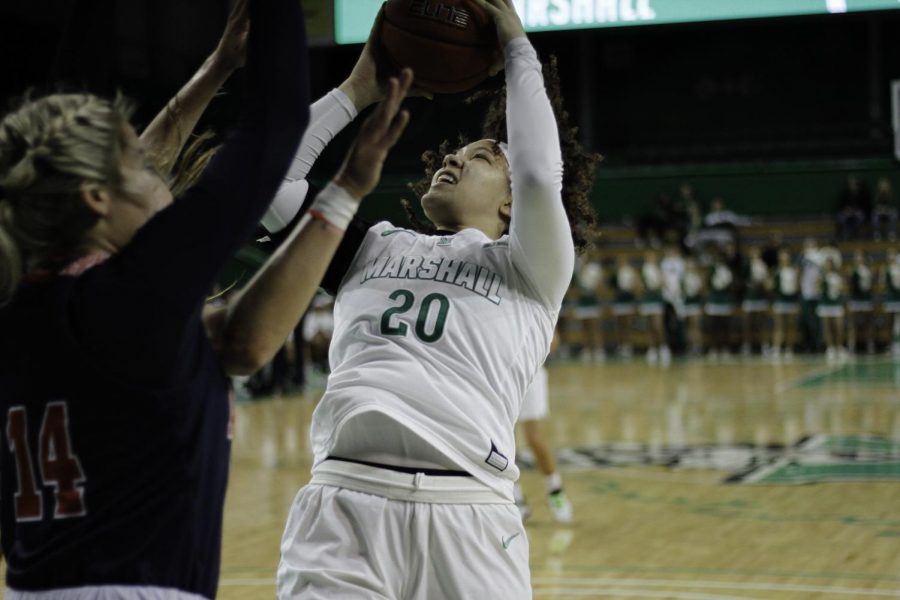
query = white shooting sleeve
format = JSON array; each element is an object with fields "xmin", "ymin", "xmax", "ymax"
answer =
[
  {"xmin": 505, "ymin": 37, "xmax": 575, "ymax": 309},
  {"xmin": 261, "ymin": 89, "xmax": 358, "ymax": 233}
]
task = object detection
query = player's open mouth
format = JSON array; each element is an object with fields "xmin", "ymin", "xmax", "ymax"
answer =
[{"xmin": 434, "ymin": 170, "xmax": 458, "ymax": 185}]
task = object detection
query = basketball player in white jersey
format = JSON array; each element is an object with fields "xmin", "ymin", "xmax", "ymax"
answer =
[{"xmin": 265, "ymin": 1, "xmax": 598, "ymax": 596}]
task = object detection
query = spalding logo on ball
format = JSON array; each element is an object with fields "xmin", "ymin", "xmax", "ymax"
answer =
[{"xmin": 380, "ymin": 0, "xmax": 499, "ymax": 94}]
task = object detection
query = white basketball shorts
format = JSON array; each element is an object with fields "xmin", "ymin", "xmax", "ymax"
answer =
[{"xmin": 277, "ymin": 464, "xmax": 531, "ymax": 599}]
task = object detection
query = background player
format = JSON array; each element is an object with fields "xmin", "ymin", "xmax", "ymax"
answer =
[{"xmin": 514, "ymin": 349, "xmax": 574, "ymax": 523}]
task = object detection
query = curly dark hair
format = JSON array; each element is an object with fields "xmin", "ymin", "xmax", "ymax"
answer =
[{"xmin": 404, "ymin": 55, "xmax": 601, "ymax": 253}]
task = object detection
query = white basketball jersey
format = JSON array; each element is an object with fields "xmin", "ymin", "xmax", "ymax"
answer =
[{"xmin": 309, "ymin": 222, "xmax": 558, "ymax": 500}]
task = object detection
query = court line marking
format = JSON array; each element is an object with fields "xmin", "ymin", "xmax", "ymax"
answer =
[
  {"xmin": 570, "ymin": 467, "xmax": 719, "ymax": 484},
  {"xmin": 532, "ymin": 577, "xmax": 900, "ymax": 597},
  {"xmin": 534, "ymin": 590, "xmax": 761, "ymax": 600},
  {"xmin": 219, "ymin": 576, "xmax": 900, "ymax": 597},
  {"xmin": 217, "ymin": 579, "xmax": 758, "ymax": 600},
  {"xmin": 534, "ymin": 566, "xmax": 900, "ymax": 584},
  {"xmin": 775, "ymin": 363, "xmax": 841, "ymax": 394}
]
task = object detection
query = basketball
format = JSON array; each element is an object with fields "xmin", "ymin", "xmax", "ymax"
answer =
[{"xmin": 379, "ymin": 0, "xmax": 499, "ymax": 94}]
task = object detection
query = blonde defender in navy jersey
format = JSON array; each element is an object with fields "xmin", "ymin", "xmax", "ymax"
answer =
[
  {"xmin": 0, "ymin": 0, "xmax": 323, "ymax": 596},
  {"xmin": 264, "ymin": 1, "xmax": 599, "ymax": 597}
]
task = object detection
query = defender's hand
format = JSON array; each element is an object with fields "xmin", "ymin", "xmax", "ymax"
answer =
[
  {"xmin": 212, "ymin": 0, "xmax": 250, "ymax": 72},
  {"xmin": 341, "ymin": 6, "xmax": 433, "ymax": 111},
  {"xmin": 334, "ymin": 69, "xmax": 414, "ymax": 199}
]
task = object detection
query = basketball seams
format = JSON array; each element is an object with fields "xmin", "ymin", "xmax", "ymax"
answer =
[{"xmin": 379, "ymin": 0, "xmax": 498, "ymax": 93}]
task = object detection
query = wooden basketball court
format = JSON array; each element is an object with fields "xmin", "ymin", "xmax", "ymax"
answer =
[{"xmin": 216, "ymin": 356, "xmax": 900, "ymax": 599}]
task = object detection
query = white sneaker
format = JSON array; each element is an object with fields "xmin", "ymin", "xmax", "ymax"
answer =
[
  {"xmin": 547, "ymin": 490, "xmax": 573, "ymax": 523},
  {"xmin": 646, "ymin": 347, "xmax": 658, "ymax": 364}
]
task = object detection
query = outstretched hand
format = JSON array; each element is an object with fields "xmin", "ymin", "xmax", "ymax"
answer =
[
  {"xmin": 341, "ymin": 6, "xmax": 433, "ymax": 110},
  {"xmin": 334, "ymin": 69, "xmax": 414, "ymax": 200},
  {"xmin": 212, "ymin": 0, "xmax": 250, "ymax": 72},
  {"xmin": 476, "ymin": 0, "xmax": 527, "ymax": 76}
]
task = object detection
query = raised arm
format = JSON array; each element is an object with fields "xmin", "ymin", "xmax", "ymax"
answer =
[
  {"xmin": 215, "ymin": 71, "xmax": 413, "ymax": 375},
  {"xmin": 479, "ymin": 0, "xmax": 574, "ymax": 309},
  {"xmin": 72, "ymin": 0, "xmax": 310, "ymax": 383},
  {"xmin": 112, "ymin": 0, "xmax": 310, "ymax": 305},
  {"xmin": 139, "ymin": 0, "xmax": 249, "ymax": 175},
  {"xmin": 263, "ymin": 10, "xmax": 401, "ymax": 233}
]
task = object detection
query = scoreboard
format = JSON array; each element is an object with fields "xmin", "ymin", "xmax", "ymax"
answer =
[{"xmin": 335, "ymin": 0, "xmax": 900, "ymax": 44}]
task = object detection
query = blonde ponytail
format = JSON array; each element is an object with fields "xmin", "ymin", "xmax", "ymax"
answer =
[{"xmin": 0, "ymin": 93, "xmax": 134, "ymax": 301}]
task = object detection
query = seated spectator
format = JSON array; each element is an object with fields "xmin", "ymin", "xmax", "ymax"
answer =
[
  {"xmin": 871, "ymin": 177, "xmax": 897, "ymax": 242},
  {"xmin": 678, "ymin": 182, "xmax": 704, "ymax": 241},
  {"xmin": 687, "ymin": 197, "xmax": 749, "ymax": 251},
  {"xmin": 637, "ymin": 192, "xmax": 674, "ymax": 249},
  {"xmin": 836, "ymin": 174, "xmax": 871, "ymax": 240},
  {"xmin": 704, "ymin": 197, "xmax": 752, "ymax": 229}
]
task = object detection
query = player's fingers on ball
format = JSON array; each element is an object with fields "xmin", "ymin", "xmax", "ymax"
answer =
[
  {"xmin": 387, "ymin": 69, "xmax": 412, "ymax": 104},
  {"xmin": 375, "ymin": 77, "xmax": 401, "ymax": 123},
  {"xmin": 473, "ymin": 0, "xmax": 500, "ymax": 16},
  {"xmin": 396, "ymin": 72, "xmax": 415, "ymax": 102},
  {"xmin": 398, "ymin": 68, "xmax": 414, "ymax": 93},
  {"xmin": 383, "ymin": 74, "xmax": 409, "ymax": 120},
  {"xmin": 383, "ymin": 110, "xmax": 410, "ymax": 147}
]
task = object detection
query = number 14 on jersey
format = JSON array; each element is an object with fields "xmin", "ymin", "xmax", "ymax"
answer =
[{"xmin": 5, "ymin": 401, "xmax": 86, "ymax": 522}]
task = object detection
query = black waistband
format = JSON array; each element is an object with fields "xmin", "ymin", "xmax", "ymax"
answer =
[{"xmin": 326, "ymin": 456, "xmax": 472, "ymax": 477}]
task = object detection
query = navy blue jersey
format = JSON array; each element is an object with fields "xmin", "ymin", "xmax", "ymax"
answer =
[
  {"xmin": 0, "ymin": 0, "xmax": 310, "ymax": 596},
  {"xmin": 0, "ymin": 278, "xmax": 232, "ymax": 596}
]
